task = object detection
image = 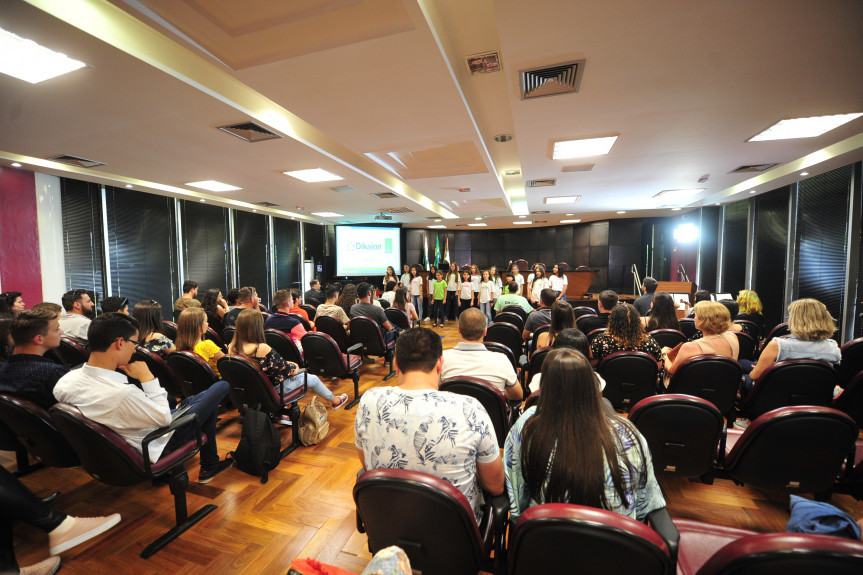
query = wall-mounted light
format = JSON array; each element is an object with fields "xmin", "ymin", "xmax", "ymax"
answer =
[{"xmin": 673, "ymin": 223, "xmax": 699, "ymax": 243}]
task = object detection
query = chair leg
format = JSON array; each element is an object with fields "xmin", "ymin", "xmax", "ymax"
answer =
[
  {"xmin": 280, "ymin": 403, "xmax": 302, "ymax": 460},
  {"xmin": 11, "ymin": 447, "xmax": 44, "ymax": 477},
  {"xmin": 345, "ymin": 371, "xmax": 362, "ymax": 410},
  {"xmin": 140, "ymin": 468, "xmax": 218, "ymax": 559},
  {"xmin": 383, "ymin": 350, "xmax": 396, "ymax": 381}
]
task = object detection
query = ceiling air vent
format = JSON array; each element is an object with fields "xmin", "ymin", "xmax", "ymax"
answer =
[
  {"xmin": 371, "ymin": 192, "xmax": 398, "ymax": 199},
  {"xmin": 729, "ymin": 163, "xmax": 779, "ymax": 173},
  {"xmin": 466, "ymin": 51, "xmax": 501, "ymax": 75},
  {"xmin": 527, "ymin": 178, "xmax": 556, "ymax": 188},
  {"xmin": 381, "ymin": 207, "xmax": 413, "ymax": 214},
  {"xmin": 332, "ymin": 185, "xmax": 355, "ymax": 192},
  {"xmin": 217, "ymin": 121, "xmax": 282, "ymax": 143},
  {"xmin": 520, "ymin": 60, "xmax": 585, "ymax": 100},
  {"xmin": 531, "ymin": 210, "xmax": 550, "ymax": 215},
  {"xmin": 48, "ymin": 154, "xmax": 105, "ymax": 168},
  {"xmin": 253, "ymin": 201, "xmax": 280, "ymax": 207},
  {"xmin": 562, "ymin": 164, "xmax": 594, "ymax": 172}
]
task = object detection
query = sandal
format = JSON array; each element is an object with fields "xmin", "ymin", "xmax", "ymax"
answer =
[{"xmin": 332, "ymin": 394, "xmax": 349, "ymax": 410}]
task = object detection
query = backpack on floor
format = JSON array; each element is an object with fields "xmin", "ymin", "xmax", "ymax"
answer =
[
  {"xmin": 298, "ymin": 396, "xmax": 329, "ymax": 446},
  {"xmin": 231, "ymin": 405, "xmax": 281, "ymax": 483}
]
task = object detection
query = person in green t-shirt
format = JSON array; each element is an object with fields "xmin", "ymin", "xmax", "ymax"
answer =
[
  {"xmin": 432, "ymin": 270, "xmax": 448, "ymax": 327},
  {"xmin": 493, "ymin": 281, "xmax": 533, "ymax": 314}
]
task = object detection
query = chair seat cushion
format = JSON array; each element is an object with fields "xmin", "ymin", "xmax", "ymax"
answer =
[
  {"xmin": 151, "ymin": 434, "xmax": 207, "ymax": 475},
  {"xmin": 279, "ymin": 385, "xmax": 305, "ymax": 405},
  {"xmin": 674, "ymin": 518, "xmax": 757, "ymax": 575},
  {"xmin": 724, "ymin": 428, "xmax": 744, "ymax": 455}
]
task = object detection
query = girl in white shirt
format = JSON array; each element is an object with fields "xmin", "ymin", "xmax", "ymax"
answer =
[
  {"xmin": 400, "ymin": 264, "xmax": 411, "ymax": 288},
  {"xmin": 458, "ymin": 269, "xmax": 474, "ymax": 316},
  {"xmin": 489, "ymin": 265, "xmax": 502, "ymax": 305},
  {"xmin": 425, "ymin": 264, "xmax": 437, "ymax": 322},
  {"xmin": 528, "ymin": 266, "xmax": 550, "ymax": 307},
  {"xmin": 410, "ymin": 265, "xmax": 423, "ymax": 321},
  {"xmin": 511, "ymin": 265, "xmax": 525, "ymax": 295},
  {"xmin": 446, "ymin": 262, "xmax": 460, "ymax": 322},
  {"xmin": 549, "ymin": 263, "xmax": 568, "ymax": 301},
  {"xmin": 478, "ymin": 269, "xmax": 495, "ymax": 323},
  {"xmin": 470, "ymin": 264, "xmax": 481, "ymax": 306}
]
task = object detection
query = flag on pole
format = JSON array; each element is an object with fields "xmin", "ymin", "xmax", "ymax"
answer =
[
  {"xmin": 423, "ymin": 232, "xmax": 429, "ymax": 269},
  {"xmin": 444, "ymin": 237, "xmax": 451, "ymax": 265},
  {"xmin": 434, "ymin": 234, "xmax": 441, "ymax": 266}
]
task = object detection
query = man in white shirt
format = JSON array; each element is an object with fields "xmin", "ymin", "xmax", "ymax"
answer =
[
  {"xmin": 441, "ymin": 308, "xmax": 523, "ymax": 402},
  {"xmin": 58, "ymin": 289, "xmax": 94, "ymax": 340},
  {"xmin": 53, "ymin": 313, "xmax": 232, "ymax": 484}
]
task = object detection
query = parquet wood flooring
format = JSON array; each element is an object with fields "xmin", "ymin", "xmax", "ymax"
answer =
[{"xmin": 4, "ymin": 319, "xmax": 863, "ymax": 573}]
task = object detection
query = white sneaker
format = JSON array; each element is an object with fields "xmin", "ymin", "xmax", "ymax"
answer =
[
  {"xmin": 49, "ymin": 514, "xmax": 122, "ymax": 555},
  {"xmin": 19, "ymin": 557, "xmax": 61, "ymax": 575},
  {"xmin": 733, "ymin": 419, "xmax": 750, "ymax": 431}
]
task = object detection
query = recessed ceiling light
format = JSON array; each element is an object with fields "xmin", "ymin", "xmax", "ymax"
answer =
[
  {"xmin": 493, "ymin": 134, "xmax": 513, "ymax": 143},
  {"xmin": 428, "ymin": 225, "xmax": 446, "ymax": 229},
  {"xmin": 199, "ymin": 199, "xmax": 206, "ymax": 202},
  {"xmin": 467, "ymin": 223, "xmax": 487, "ymax": 227},
  {"xmin": 513, "ymin": 221, "xmax": 533, "ymax": 225},
  {"xmin": 565, "ymin": 213, "xmax": 574, "ymax": 216},
  {"xmin": 252, "ymin": 209, "xmax": 257, "ymax": 213},
  {"xmin": 749, "ymin": 190, "xmax": 757, "ymax": 194},
  {"xmin": 125, "ymin": 184, "xmax": 133, "ymax": 188},
  {"xmin": 283, "ymin": 168, "xmax": 343, "ymax": 182},
  {"xmin": 670, "ymin": 207, "xmax": 681, "ymax": 211},
  {"xmin": 552, "ymin": 136, "xmax": 618, "ymax": 160},
  {"xmin": 748, "ymin": 113, "xmax": 863, "ymax": 141},
  {"xmin": 311, "ymin": 212, "xmax": 343, "ymax": 217},
  {"xmin": 10, "ymin": 162, "xmax": 21, "ymax": 167},
  {"xmin": 715, "ymin": 203, "xmax": 720, "ymax": 206},
  {"xmin": 0, "ymin": 27, "xmax": 86, "ymax": 84},
  {"xmin": 800, "ymin": 172, "xmax": 809, "ymax": 176},
  {"xmin": 544, "ymin": 196, "xmax": 582, "ymax": 205},
  {"xmin": 519, "ymin": 215, "xmax": 527, "ymax": 218},
  {"xmin": 474, "ymin": 216, "xmax": 483, "ymax": 220},
  {"xmin": 616, "ymin": 211, "xmax": 626, "ymax": 214},
  {"xmin": 434, "ymin": 219, "xmax": 442, "ymax": 222},
  {"xmin": 560, "ymin": 219, "xmax": 582, "ymax": 224},
  {"xmin": 186, "ymin": 180, "xmax": 242, "ymax": 192}
]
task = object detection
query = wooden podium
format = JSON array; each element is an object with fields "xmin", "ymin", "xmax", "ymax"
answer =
[
  {"xmin": 656, "ymin": 281, "xmax": 696, "ymax": 299},
  {"xmin": 565, "ymin": 270, "xmax": 599, "ymax": 299}
]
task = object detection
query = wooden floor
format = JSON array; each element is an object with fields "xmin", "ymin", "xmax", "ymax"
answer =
[{"xmin": 5, "ymin": 320, "xmax": 863, "ymax": 573}]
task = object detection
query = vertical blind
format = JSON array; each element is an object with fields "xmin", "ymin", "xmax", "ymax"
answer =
[
  {"xmin": 753, "ymin": 187, "xmax": 789, "ymax": 333},
  {"xmin": 180, "ymin": 200, "xmax": 230, "ymax": 295},
  {"xmin": 233, "ymin": 210, "xmax": 271, "ymax": 307},
  {"xmin": 60, "ymin": 178, "xmax": 105, "ymax": 301},
  {"xmin": 273, "ymin": 217, "xmax": 300, "ymax": 291},
  {"xmin": 720, "ymin": 200, "xmax": 748, "ymax": 294}
]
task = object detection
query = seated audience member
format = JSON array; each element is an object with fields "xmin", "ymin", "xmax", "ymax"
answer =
[
  {"xmin": 58, "ymin": 289, "xmax": 94, "ymax": 340},
  {"xmin": 225, "ymin": 288, "xmax": 240, "ymax": 310},
  {"xmin": 304, "ymin": 280, "xmax": 325, "ymax": 305},
  {"xmin": 174, "ymin": 280, "xmax": 201, "ymax": 312},
  {"xmin": 131, "ymin": 300, "xmax": 175, "ymax": 355},
  {"xmin": 645, "ymin": 292, "xmax": 680, "ymax": 332},
  {"xmin": 493, "ymin": 281, "xmax": 532, "ymax": 315},
  {"xmin": 736, "ymin": 289, "xmax": 764, "ymax": 333},
  {"xmin": 589, "ymin": 304, "xmax": 663, "ymax": 379},
  {"xmin": 265, "ymin": 289, "xmax": 308, "ymax": 352},
  {"xmin": 578, "ymin": 290, "xmax": 618, "ymax": 334},
  {"xmin": 529, "ymin": 328, "xmax": 605, "ymax": 393},
  {"xmin": 441, "ymin": 308, "xmax": 522, "ymax": 401},
  {"xmin": 350, "ymin": 283, "xmax": 395, "ymax": 333},
  {"xmin": 535, "ymin": 300, "xmax": 575, "ymax": 349},
  {"xmin": 316, "ymin": 285, "xmax": 351, "ymax": 327},
  {"xmin": 663, "ymin": 301, "xmax": 739, "ymax": 378},
  {"xmin": 175, "ymin": 307, "xmax": 225, "ymax": 377},
  {"xmin": 684, "ymin": 289, "xmax": 712, "ymax": 318},
  {"xmin": 0, "ymin": 307, "xmax": 69, "ymax": 408},
  {"xmin": 742, "ymin": 298, "xmax": 840, "ymax": 392},
  {"xmin": 336, "ymin": 284, "xmax": 358, "ymax": 318},
  {"xmin": 355, "ymin": 327, "xmax": 504, "ymax": 523},
  {"xmin": 380, "ymin": 281, "xmax": 398, "ymax": 306},
  {"xmin": 288, "ymin": 289, "xmax": 314, "ymax": 328},
  {"xmin": 100, "ymin": 296, "xmax": 129, "ymax": 315},
  {"xmin": 522, "ymin": 289, "xmax": 555, "ymax": 340},
  {"xmin": 0, "ymin": 298, "xmax": 10, "ymax": 318},
  {"xmin": 229, "ymin": 309, "xmax": 347, "ymax": 409},
  {"xmin": 634, "ymin": 276, "xmax": 658, "ymax": 316},
  {"xmin": 223, "ymin": 286, "xmax": 258, "ymax": 327},
  {"xmin": 200, "ymin": 288, "xmax": 227, "ymax": 335},
  {"xmin": 0, "ymin": 466, "xmax": 121, "ymax": 575},
  {"xmin": 504, "ymin": 348, "xmax": 665, "ymax": 523},
  {"xmin": 2, "ymin": 291, "xmax": 25, "ymax": 313},
  {"xmin": 53, "ymin": 313, "xmax": 233, "ymax": 483},
  {"xmin": 392, "ymin": 286, "xmax": 418, "ymax": 325}
]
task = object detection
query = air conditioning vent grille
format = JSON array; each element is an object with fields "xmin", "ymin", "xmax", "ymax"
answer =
[
  {"xmin": 562, "ymin": 164, "xmax": 594, "ymax": 172},
  {"xmin": 520, "ymin": 60, "xmax": 585, "ymax": 100},
  {"xmin": 729, "ymin": 163, "xmax": 779, "ymax": 173},
  {"xmin": 49, "ymin": 154, "xmax": 105, "ymax": 168},
  {"xmin": 380, "ymin": 207, "xmax": 413, "ymax": 214},
  {"xmin": 253, "ymin": 201, "xmax": 280, "ymax": 207},
  {"xmin": 371, "ymin": 192, "xmax": 398, "ymax": 199},
  {"xmin": 217, "ymin": 121, "xmax": 282, "ymax": 142},
  {"xmin": 527, "ymin": 178, "xmax": 556, "ymax": 188}
]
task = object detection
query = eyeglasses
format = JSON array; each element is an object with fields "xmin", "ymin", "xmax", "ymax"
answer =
[{"xmin": 116, "ymin": 337, "xmax": 141, "ymax": 346}]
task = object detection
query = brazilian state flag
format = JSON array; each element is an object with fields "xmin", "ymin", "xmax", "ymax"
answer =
[{"xmin": 434, "ymin": 234, "xmax": 441, "ymax": 266}]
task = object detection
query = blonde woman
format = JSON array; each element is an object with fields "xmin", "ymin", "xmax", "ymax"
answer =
[
  {"xmin": 175, "ymin": 307, "xmax": 225, "ymax": 377},
  {"xmin": 736, "ymin": 289, "xmax": 764, "ymax": 334},
  {"xmin": 663, "ymin": 301, "xmax": 739, "ymax": 378}
]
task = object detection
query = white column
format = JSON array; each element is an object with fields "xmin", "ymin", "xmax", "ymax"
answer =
[{"xmin": 34, "ymin": 172, "xmax": 66, "ymax": 303}]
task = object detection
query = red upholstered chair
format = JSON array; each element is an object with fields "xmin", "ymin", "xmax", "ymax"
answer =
[
  {"xmin": 482, "ymin": 341, "xmax": 527, "ymax": 378},
  {"xmin": 717, "ymin": 406, "xmax": 857, "ymax": 495},
  {"xmin": 299, "ymin": 303, "xmax": 317, "ymax": 319},
  {"xmin": 734, "ymin": 331, "xmax": 757, "ymax": 361},
  {"xmin": 502, "ymin": 305, "xmax": 528, "ymax": 322},
  {"xmin": 666, "ymin": 354, "xmax": 742, "ymax": 424},
  {"xmin": 733, "ymin": 319, "xmax": 759, "ymax": 341},
  {"xmin": 678, "ymin": 318, "xmax": 697, "ymax": 339},
  {"xmin": 629, "ymin": 394, "xmax": 723, "ymax": 480},
  {"xmin": 160, "ymin": 320, "xmax": 178, "ymax": 342},
  {"xmin": 575, "ymin": 265, "xmax": 591, "ymax": 271},
  {"xmin": 513, "ymin": 259, "xmax": 529, "ymax": 271},
  {"xmin": 265, "ymin": 328, "xmax": 305, "ymax": 367},
  {"xmin": 384, "ymin": 307, "xmax": 411, "ymax": 330},
  {"xmin": 838, "ymin": 336, "xmax": 863, "ymax": 388},
  {"xmin": 302, "ymin": 332, "xmax": 363, "ymax": 409},
  {"xmin": 484, "ymin": 322, "xmax": 524, "ymax": 361},
  {"xmin": 522, "ymin": 347, "xmax": 550, "ymax": 392},
  {"xmin": 349, "ymin": 316, "xmax": 396, "ymax": 381},
  {"xmin": 494, "ymin": 311, "xmax": 525, "ymax": 333},
  {"xmin": 507, "ymin": 504, "xmax": 678, "ymax": 575},
  {"xmin": 527, "ymin": 324, "xmax": 550, "ymax": 354},
  {"xmin": 738, "ymin": 359, "xmax": 836, "ymax": 421},
  {"xmin": 440, "ymin": 376, "xmax": 514, "ymax": 447},
  {"xmin": 648, "ymin": 329, "xmax": 686, "ymax": 349},
  {"xmin": 50, "ymin": 403, "xmax": 216, "ymax": 558},
  {"xmin": 585, "ymin": 327, "xmax": 606, "ymax": 343},
  {"xmin": 557, "ymin": 262, "xmax": 570, "ymax": 271},
  {"xmin": 598, "ymin": 351, "xmax": 659, "ymax": 412},
  {"xmin": 203, "ymin": 326, "xmax": 227, "ymax": 353},
  {"xmin": 757, "ymin": 322, "xmax": 790, "ymax": 358},
  {"xmin": 166, "ymin": 351, "xmax": 219, "ymax": 397},
  {"xmin": 0, "ymin": 418, "xmax": 34, "ymax": 476},
  {"xmin": 524, "ymin": 390, "xmax": 541, "ymax": 410},
  {"xmin": 572, "ymin": 305, "xmax": 597, "ymax": 319},
  {"xmin": 132, "ymin": 348, "xmax": 185, "ymax": 400},
  {"xmin": 315, "ymin": 314, "xmax": 351, "ymax": 353},
  {"xmin": 0, "ymin": 394, "xmax": 80, "ymax": 469},
  {"xmin": 289, "ymin": 312, "xmax": 312, "ymax": 332},
  {"xmin": 221, "ymin": 326, "xmax": 236, "ymax": 347},
  {"xmin": 54, "ymin": 336, "xmax": 89, "ymax": 367},
  {"xmin": 354, "ymin": 468, "xmax": 508, "ymax": 575}
]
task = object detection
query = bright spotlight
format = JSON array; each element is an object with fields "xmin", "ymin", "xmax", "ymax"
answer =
[{"xmin": 674, "ymin": 223, "xmax": 699, "ymax": 243}]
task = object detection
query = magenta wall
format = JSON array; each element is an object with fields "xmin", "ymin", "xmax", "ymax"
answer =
[{"xmin": 0, "ymin": 167, "xmax": 42, "ymax": 303}]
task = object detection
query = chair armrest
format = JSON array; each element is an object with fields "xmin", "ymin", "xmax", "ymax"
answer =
[
  {"xmin": 646, "ymin": 507, "xmax": 679, "ymax": 563},
  {"xmin": 489, "ymin": 493, "xmax": 510, "ymax": 573},
  {"xmin": 278, "ymin": 368, "xmax": 308, "ymax": 405},
  {"xmin": 518, "ymin": 354, "xmax": 528, "ymax": 370},
  {"xmin": 141, "ymin": 413, "xmax": 202, "ymax": 476},
  {"xmin": 346, "ymin": 343, "xmax": 363, "ymax": 367}
]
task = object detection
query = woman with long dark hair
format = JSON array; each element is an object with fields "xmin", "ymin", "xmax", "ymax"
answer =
[
  {"xmin": 131, "ymin": 300, "xmax": 175, "ymax": 355},
  {"xmin": 548, "ymin": 264, "xmax": 568, "ymax": 301},
  {"xmin": 645, "ymin": 292, "xmax": 680, "ymax": 332},
  {"xmin": 200, "ymin": 288, "xmax": 227, "ymax": 335},
  {"xmin": 336, "ymin": 283, "xmax": 358, "ymax": 318},
  {"xmin": 535, "ymin": 300, "xmax": 575, "ymax": 349},
  {"xmin": 392, "ymin": 286, "xmax": 418, "ymax": 324},
  {"xmin": 504, "ymin": 348, "xmax": 665, "ymax": 523}
]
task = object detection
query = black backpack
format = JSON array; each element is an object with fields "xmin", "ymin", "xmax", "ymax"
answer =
[{"xmin": 231, "ymin": 405, "xmax": 281, "ymax": 483}]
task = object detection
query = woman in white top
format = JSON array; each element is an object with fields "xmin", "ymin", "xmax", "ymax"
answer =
[
  {"xmin": 549, "ymin": 263, "xmax": 568, "ymax": 301},
  {"xmin": 489, "ymin": 265, "xmax": 503, "ymax": 300},
  {"xmin": 400, "ymin": 264, "xmax": 411, "ymax": 288},
  {"xmin": 511, "ymin": 265, "xmax": 525, "ymax": 295},
  {"xmin": 478, "ymin": 269, "xmax": 495, "ymax": 323},
  {"xmin": 446, "ymin": 262, "xmax": 460, "ymax": 322},
  {"xmin": 528, "ymin": 266, "xmax": 550, "ymax": 308},
  {"xmin": 409, "ymin": 265, "xmax": 423, "ymax": 322},
  {"xmin": 425, "ymin": 264, "xmax": 437, "ymax": 322},
  {"xmin": 470, "ymin": 264, "xmax": 481, "ymax": 305},
  {"xmin": 382, "ymin": 266, "xmax": 399, "ymax": 292},
  {"xmin": 458, "ymin": 269, "xmax": 475, "ymax": 316}
]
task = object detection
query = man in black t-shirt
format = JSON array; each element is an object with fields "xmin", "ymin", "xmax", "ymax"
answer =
[
  {"xmin": 223, "ymin": 286, "xmax": 258, "ymax": 327},
  {"xmin": 350, "ymin": 283, "xmax": 395, "ymax": 332},
  {"xmin": 578, "ymin": 290, "xmax": 618, "ymax": 334},
  {"xmin": 634, "ymin": 277, "xmax": 657, "ymax": 316}
]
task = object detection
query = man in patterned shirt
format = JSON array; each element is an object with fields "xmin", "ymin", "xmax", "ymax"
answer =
[{"xmin": 354, "ymin": 327, "xmax": 503, "ymax": 523}]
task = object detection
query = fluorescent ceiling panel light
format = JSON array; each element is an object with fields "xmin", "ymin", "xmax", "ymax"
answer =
[
  {"xmin": 311, "ymin": 212, "xmax": 343, "ymax": 217},
  {"xmin": 467, "ymin": 223, "xmax": 487, "ymax": 227},
  {"xmin": 616, "ymin": 211, "xmax": 626, "ymax": 214},
  {"xmin": 670, "ymin": 207, "xmax": 681, "ymax": 211},
  {"xmin": 11, "ymin": 162, "xmax": 21, "ymax": 167},
  {"xmin": 0, "ymin": 28, "xmax": 86, "ymax": 84},
  {"xmin": 800, "ymin": 172, "xmax": 809, "ymax": 176},
  {"xmin": 552, "ymin": 136, "xmax": 618, "ymax": 160},
  {"xmin": 474, "ymin": 216, "xmax": 483, "ymax": 220},
  {"xmin": 186, "ymin": 180, "xmax": 242, "ymax": 192},
  {"xmin": 544, "ymin": 195, "xmax": 582, "ymax": 204},
  {"xmin": 283, "ymin": 168, "xmax": 343, "ymax": 182},
  {"xmin": 748, "ymin": 113, "xmax": 863, "ymax": 141},
  {"xmin": 560, "ymin": 219, "xmax": 582, "ymax": 223},
  {"xmin": 428, "ymin": 225, "xmax": 447, "ymax": 229},
  {"xmin": 513, "ymin": 221, "xmax": 533, "ymax": 225}
]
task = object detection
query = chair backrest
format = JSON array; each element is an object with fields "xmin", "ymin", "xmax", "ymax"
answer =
[
  {"xmin": 216, "ymin": 354, "xmax": 280, "ymax": 413},
  {"xmin": 648, "ymin": 329, "xmax": 686, "ymax": 349},
  {"xmin": 55, "ymin": 336, "xmax": 90, "ymax": 367},
  {"xmin": 0, "ymin": 394, "xmax": 79, "ymax": 468},
  {"xmin": 557, "ymin": 262, "xmax": 570, "ymax": 271},
  {"xmin": 161, "ymin": 320, "xmax": 178, "ymax": 342},
  {"xmin": 678, "ymin": 318, "xmax": 697, "ymax": 339},
  {"xmin": 305, "ymin": 297, "xmax": 323, "ymax": 308},
  {"xmin": 741, "ymin": 359, "xmax": 837, "ymax": 420},
  {"xmin": 289, "ymin": 313, "xmax": 312, "ymax": 331},
  {"xmin": 315, "ymin": 315, "xmax": 351, "ymax": 352},
  {"xmin": 354, "ymin": 468, "xmax": 486, "ymax": 575},
  {"xmin": 575, "ymin": 265, "xmax": 591, "ymax": 271},
  {"xmin": 376, "ymin": 298, "xmax": 390, "ymax": 309},
  {"xmin": 264, "ymin": 328, "xmax": 304, "ymax": 367},
  {"xmin": 761, "ymin": 322, "xmax": 790, "ymax": 349},
  {"xmin": 598, "ymin": 351, "xmax": 659, "ymax": 412},
  {"xmin": 132, "ymin": 348, "xmax": 185, "ymax": 399},
  {"xmin": 667, "ymin": 354, "xmax": 743, "ymax": 416},
  {"xmin": 440, "ymin": 376, "xmax": 511, "ymax": 447},
  {"xmin": 165, "ymin": 351, "xmax": 218, "ymax": 397},
  {"xmin": 695, "ymin": 532, "xmax": 863, "ymax": 575},
  {"xmin": 571, "ymin": 306, "xmax": 597, "ymax": 319},
  {"xmin": 204, "ymin": 327, "xmax": 227, "ymax": 352},
  {"xmin": 629, "ymin": 394, "xmax": 723, "ymax": 478},
  {"xmin": 482, "ymin": 341, "xmax": 517, "ymax": 369},
  {"xmin": 586, "ymin": 328, "xmax": 607, "ymax": 343},
  {"xmin": 733, "ymin": 319, "xmax": 759, "ymax": 340},
  {"xmin": 483, "ymin": 323, "xmax": 523, "ymax": 360},
  {"xmin": 502, "ymin": 305, "xmax": 528, "ymax": 322},
  {"xmin": 299, "ymin": 304, "xmax": 317, "ymax": 320},
  {"xmin": 734, "ymin": 331, "xmax": 757, "ymax": 361},
  {"xmin": 172, "ymin": 308, "xmax": 182, "ymax": 322},
  {"xmin": 302, "ymin": 332, "xmax": 351, "ymax": 378},
  {"xmin": 513, "ymin": 259, "xmax": 529, "ymax": 271},
  {"xmin": 526, "ymin": 347, "xmax": 550, "ymax": 387},
  {"xmin": 494, "ymin": 312, "xmax": 525, "ymax": 332},
  {"xmin": 221, "ymin": 326, "xmax": 236, "ymax": 347},
  {"xmin": 838, "ymin": 337, "xmax": 863, "ymax": 388},
  {"xmin": 350, "ymin": 316, "xmax": 391, "ymax": 357},
  {"xmin": 528, "ymin": 324, "xmax": 550, "ymax": 356},
  {"xmin": 834, "ymin": 371, "xmax": 863, "ymax": 428},
  {"xmin": 385, "ymin": 307, "xmax": 411, "ymax": 330},
  {"xmin": 724, "ymin": 406, "xmax": 857, "ymax": 493},
  {"xmin": 508, "ymin": 503, "xmax": 672, "ymax": 575},
  {"xmin": 524, "ymin": 390, "xmax": 541, "ymax": 410}
]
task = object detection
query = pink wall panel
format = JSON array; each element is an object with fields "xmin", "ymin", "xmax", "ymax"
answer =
[{"xmin": 0, "ymin": 167, "xmax": 42, "ymax": 304}]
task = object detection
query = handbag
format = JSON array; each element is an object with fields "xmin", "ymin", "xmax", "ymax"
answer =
[{"xmin": 298, "ymin": 396, "xmax": 330, "ymax": 446}]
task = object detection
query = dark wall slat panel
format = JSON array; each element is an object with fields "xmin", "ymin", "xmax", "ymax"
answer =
[
  {"xmin": 60, "ymin": 179, "xmax": 105, "ymax": 300},
  {"xmin": 753, "ymin": 187, "xmax": 789, "ymax": 334},
  {"xmin": 274, "ymin": 218, "xmax": 300, "ymax": 291},
  {"xmin": 697, "ymin": 207, "xmax": 720, "ymax": 292},
  {"xmin": 720, "ymin": 200, "xmax": 748, "ymax": 294},
  {"xmin": 180, "ymin": 200, "xmax": 229, "ymax": 294},
  {"xmin": 234, "ymin": 211, "xmax": 271, "ymax": 307}
]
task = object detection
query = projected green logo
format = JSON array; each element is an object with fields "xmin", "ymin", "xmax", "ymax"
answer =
[{"xmin": 385, "ymin": 238, "xmax": 392, "ymax": 253}]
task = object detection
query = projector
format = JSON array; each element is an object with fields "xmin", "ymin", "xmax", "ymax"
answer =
[{"xmin": 374, "ymin": 213, "xmax": 393, "ymax": 221}]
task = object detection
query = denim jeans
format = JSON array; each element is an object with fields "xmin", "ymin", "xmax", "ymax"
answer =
[
  {"xmin": 432, "ymin": 299, "xmax": 445, "ymax": 324},
  {"xmin": 479, "ymin": 301, "xmax": 492, "ymax": 323},
  {"xmin": 411, "ymin": 294, "xmax": 423, "ymax": 323},
  {"xmin": 165, "ymin": 380, "xmax": 229, "ymax": 469}
]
